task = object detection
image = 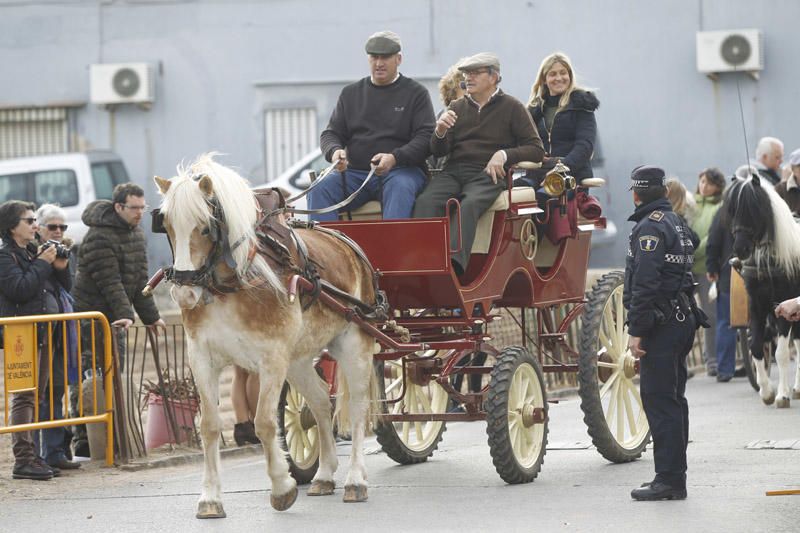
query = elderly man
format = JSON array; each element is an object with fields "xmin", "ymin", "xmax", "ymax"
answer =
[
  {"xmin": 754, "ymin": 136, "xmax": 784, "ymax": 186},
  {"xmin": 308, "ymin": 31, "xmax": 435, "ymax": 221},
  {"xmin": 775, "ymin": 148, "xmax": 800, "ymax": 215},
  {"xmin": 413, "ymin": 53, "xmax": 544, "ymax": 275}
]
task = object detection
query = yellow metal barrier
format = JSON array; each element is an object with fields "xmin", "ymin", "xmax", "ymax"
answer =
[{"xmin": 1, "ymin": 312, "xmax": 114, "ymax": 466}]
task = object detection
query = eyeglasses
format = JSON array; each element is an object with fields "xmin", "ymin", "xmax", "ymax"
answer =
[
  {"xmin": 20, "ymin": 217, "xmax": 37, "ymax": 225},
  {"xmin": 122, "ymin": 204, "xmax": 150, "ymax": 213},
  {"xmin": 46, "ymin": 224, "xmax": 68, "ymax": 232},
  {"xmin": 462, "ymin": 69, "xmax": 490, "ymax": 78}
]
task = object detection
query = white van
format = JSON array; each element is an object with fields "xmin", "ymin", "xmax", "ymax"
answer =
[{"xmin": 0, "ymin": 151, "xmax": 131, "ymax": 244}]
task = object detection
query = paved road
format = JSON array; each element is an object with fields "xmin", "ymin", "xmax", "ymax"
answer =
[{"xmin": 2, "ymin": 373, "xmax": 799, "ymax": 533}]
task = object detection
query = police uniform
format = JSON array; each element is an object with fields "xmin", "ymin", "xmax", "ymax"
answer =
[{"xmin": 623, "ymin": 166, "xmax": 706, "ymax": 501}]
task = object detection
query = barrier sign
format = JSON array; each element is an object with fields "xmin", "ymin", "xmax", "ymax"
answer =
[{"xmin": 4, "ymin": 324, "xmax": 36, "ymax": 392}]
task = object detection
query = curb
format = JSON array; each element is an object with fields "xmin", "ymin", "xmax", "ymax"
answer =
[{"xmin": 118, "ymin": 443, "xmax": 264, "ymax": 472}]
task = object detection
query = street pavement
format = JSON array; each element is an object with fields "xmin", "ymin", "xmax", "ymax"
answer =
[{"xmin": 1, "ymin": 372, "xmax": 798, "ymax": 533}]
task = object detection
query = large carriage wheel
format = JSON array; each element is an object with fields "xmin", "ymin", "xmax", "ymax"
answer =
[
  {"xmin": 740, "ymin": 329, "xmax": 773, "ymax": 392},
  {"xmin": 278, "ymin": 381, "xmax": 320, "ymax": 484},
  {"xmin": 485, "ymin": 346, "xmax": 548, "ymax": 484},
  {"xmin": 373, "ymin": 354, "xmax": 450, "ymax": 464},
  {"xmin": 578, "ymin": 271, "xmax": 650, "ymax": 463}
]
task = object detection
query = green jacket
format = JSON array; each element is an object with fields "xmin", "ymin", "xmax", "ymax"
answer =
[
  {"xmin": 689, "ymin": 193, "xmax": 722, "ymax": 275},
  {"xmin": 73, "ymin": 200, "xmax": 160, "ymax": 324}
]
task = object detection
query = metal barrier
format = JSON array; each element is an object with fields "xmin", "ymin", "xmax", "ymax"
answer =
[{"xmin": 0, "ymin": 312, "xmax": 114, "ymax": 466}]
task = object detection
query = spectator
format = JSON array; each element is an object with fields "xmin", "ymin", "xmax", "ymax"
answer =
[
  {"xmin": 429, "ymin": 58, "xmax": 468, "ymax": 171},
  {"xmin": 775, "ymin": 148, "xmax": 800, "ymax": 215},
  {"xmin": 689, "ymin": 168, "xmax": 725, "ymax": 377},
  {"xmin": 70, "ymin": 183, "xmax": 165, "ymax": 457},
  {"xmin": 753, "ymin": 137, "xmax": 784, "ymax": 186},
  {"xmin": 515, "ymin": 52, "xmax": 599, "ymax": 188},
  {"xmin": 413, "ymin": 52, "xmax": 544, "ymax": 275},
  {"xmin": 309, "ymin": 30, "xmax": 435, "ymax": 221},
  {"xmin": 0, "ymin": 200, "xmax": 70, "ymax": 480},
  {"xmin": 705, "ymin": 206, "xmax": 737, "ymax": 382},
  {"xmin": 33, "ymin": 204, "xmax": 81, "ymax": 470},
  {"xmin": 231, "ymin": 366, "xmax": 260, "ymax": 446}
]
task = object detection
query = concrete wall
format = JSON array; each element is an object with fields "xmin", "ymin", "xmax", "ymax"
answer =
[{"xmin": 2, "ymin": 0, "xmax": 798, "ymax": 269}]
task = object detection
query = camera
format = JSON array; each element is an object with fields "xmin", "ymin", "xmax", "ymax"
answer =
[{"xmin": 42, "ymin": 239, "xmax": 71, "ymax": 259}]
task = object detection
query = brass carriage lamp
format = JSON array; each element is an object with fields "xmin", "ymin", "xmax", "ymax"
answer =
[{"xmin": 542, "ymin": 161, "xmax": 577, "ymax": 197}]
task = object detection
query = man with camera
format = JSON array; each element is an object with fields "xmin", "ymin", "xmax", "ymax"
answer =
[
  {"xmin": 71, "ymin": 183, "xmax": 165, "ymax": 457},
  {"xmin": 624, "ymin": 166, "xmax": 709, "ymax": 501}
]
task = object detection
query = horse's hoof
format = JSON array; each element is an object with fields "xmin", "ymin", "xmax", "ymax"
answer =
[
  {"xmin": 792, "ymin": 389, "xmax": 800, "ymax": 400},
  {"xmin": 196, "ymin": 501, "xmax": 226, "ymax": 519},
  {"xmin": 343, "ymin": 484, "xmax": 368, "ymax": 503},
  {"xmin": 761, "ymin": 391, "xmax": 776, "ymax": 405},
  {"xmin": 776, "ymin": 397, "xmax": 790, "ymax": 409},
  {"xmin": 270, "ymin": 486, "xmax": 298, "ymax": 511},
  {"xmin": 308, "ymin": 479, "xmax": 335, "ymax": 496}
]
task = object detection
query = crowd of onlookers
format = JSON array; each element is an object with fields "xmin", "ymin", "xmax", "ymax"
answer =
[{"xmin": 665, "ymin": 137, "xmax": 800, "ymax": 382}]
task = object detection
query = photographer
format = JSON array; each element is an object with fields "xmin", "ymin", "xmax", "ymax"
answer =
[
  {"xmin": 33, "ymin": 204, "xmax": 81, "ymax": 471},
  {"xmin": 0, "ymin": 200, "xmax": 71, "ymax": 480}
]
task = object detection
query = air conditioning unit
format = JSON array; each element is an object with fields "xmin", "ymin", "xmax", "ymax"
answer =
[
  {"xmin": 696, "ymin": 29, "xmax": 763, "ymax": 77},
  {"xmin": 90, "ymin": 63, "xmax": 154, "ymax": 105}
]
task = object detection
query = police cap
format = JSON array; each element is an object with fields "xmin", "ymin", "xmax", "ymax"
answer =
[{"xmin": 629, "ymin": 165, "xmax": 666, "ymax": 190}]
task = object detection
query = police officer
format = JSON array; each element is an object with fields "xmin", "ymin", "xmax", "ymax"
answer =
[{"xmin": 623, "ymin": 165, "xmax": 708, "ymax": 501}]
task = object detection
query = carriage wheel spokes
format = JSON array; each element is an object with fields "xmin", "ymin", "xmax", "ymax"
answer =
[
  {"xmin": 278, "ymin": 381, "xmax": 321, "ymax": 484},
  {"xmin": 578, "ymin": 271, "xmax": 650, "ymax": 463},
  {"xmin": 374, "ymin": 356, "xmax": 450, "ymax": 464}
]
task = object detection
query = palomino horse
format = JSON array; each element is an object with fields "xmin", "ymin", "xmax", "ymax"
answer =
[
  {"xmin": 724, "ymin": 174, "xmax": 800, "ymax": 407},
  {"xmin": 155, "ymin": 154, "xmax": 377, "ymax": 518}
]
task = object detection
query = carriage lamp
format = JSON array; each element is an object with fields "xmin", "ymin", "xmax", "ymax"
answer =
[{"xmin": 542, "ymin": 161, "xmax": 577, "ymax": 197}]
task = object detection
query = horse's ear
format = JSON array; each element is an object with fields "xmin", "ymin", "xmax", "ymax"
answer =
[
  {"xmin": 154, "ymin": 175, "xmax": 171, "ymax": 194},
  {"xmin": 198, "ymin": 175, "xmax": 214, "ymax": 196}
]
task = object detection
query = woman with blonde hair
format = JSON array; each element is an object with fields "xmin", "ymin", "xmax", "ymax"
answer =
[
  {"xmin": 517, "ymin": 52, "xmax": 599, "ymax": 187},
  {"xmin": 429, "ymin": 58, "xmax": 468, "ymax": 171}
]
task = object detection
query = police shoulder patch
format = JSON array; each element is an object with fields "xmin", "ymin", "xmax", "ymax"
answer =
[
  {"xmin": 648, "ymin": 210, "xmax": 664, "ymax": 221},
  {"xmin": 639, "ymin": 235, "xmax": 660, "ymax": 252}
]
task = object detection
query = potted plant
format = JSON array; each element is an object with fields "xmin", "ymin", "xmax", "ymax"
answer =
[{"xmin": 141, "ymin": 371, "xmax": 200, "ymax": 450}]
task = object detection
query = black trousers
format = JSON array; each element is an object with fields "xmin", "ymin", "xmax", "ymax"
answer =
[
  {"xmin": 639, "ymin": 313, "xmax": 696, "ymax": 488},
  {"xmin": 413, "ymin": 162, "xmax": 505, "ymax": 273}
]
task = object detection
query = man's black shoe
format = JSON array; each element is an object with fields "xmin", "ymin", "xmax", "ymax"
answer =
[
  {"xmin": 716, "ymin": 374, "xmax": 733, "ymax": 382},
  {"xmin": 733, "ymin": 366, "xmax": 747, "ymax": 378},
  {"xmin": 34, "ymin": 457, "xmax": 59, "ymax": 477},
  {"xmin": 12, "ymin": 461, "xmax": 53, "ymax": 481},
  {"xmin": 707, "ymin": 368, "xmax": 718, "ymax": 377},
  {"xmin": 631, "ymin": 481, "xmax": 687, "ymax": 501},
  {"xmin": 48, "ymin": 458, "xmax": 82, "ymax": 470}
]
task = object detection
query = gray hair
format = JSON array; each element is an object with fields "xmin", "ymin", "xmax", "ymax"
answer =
[
  {"xmin": 755, "ymin": 137, "xmax": 784, "ymax": 159},
  {"xmin": 36, "ymin": 203, "xmax": 67, "ymax": 225}
]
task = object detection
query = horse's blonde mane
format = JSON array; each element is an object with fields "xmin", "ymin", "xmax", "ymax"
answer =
[
  {"xmin": 750, "ymin": 178, "xmax": 800, "ymax": 280},
  {"xmin": 161, "ymin": 153, "xmax": 284, "ymax": 294}
]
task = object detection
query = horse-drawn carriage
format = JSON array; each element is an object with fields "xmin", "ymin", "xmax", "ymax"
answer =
[{"xmin": 152, "ymin": 155, "xmax": 647, "ymax": 517}]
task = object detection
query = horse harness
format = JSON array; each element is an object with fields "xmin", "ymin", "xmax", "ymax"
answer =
[{"xmin": 155, "ymin": 183, "xmax": 388, "ymax": 320}]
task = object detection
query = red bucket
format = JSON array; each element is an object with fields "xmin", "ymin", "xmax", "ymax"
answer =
[{"xmin": 144, "ymin": 392, "xmax": 198, "ymax": 450}]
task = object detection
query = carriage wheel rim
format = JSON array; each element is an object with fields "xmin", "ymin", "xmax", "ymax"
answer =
[
  {"xmin": 595, "ymin": 284, "xmax": 649, "ymax": 449},
  {"xmin": 508, "ymin": 362, "xmax": 545, "ymax": 468},
  {"xmin": 385, "ymin": 359, "xmax": 449, "ymax": 452},
  {"xmin": 283, "ymin": 385, "xmax": 319, "ymax": 469}
]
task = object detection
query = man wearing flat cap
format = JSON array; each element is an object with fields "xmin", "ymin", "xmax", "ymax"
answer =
[
  {"xmin": 775, "ymin": 147, "xmax": 800, "ymax": 215},
  {"xmin": 623, "ymin": 165, "xmax": 708, "ymax": 502},
  {"xmin": 413, "ymin": 52, "xmax": 544, "ymax": 275},
  {"xmin": 309, "ymin": 30, "xmax": 435, "ymax": 220}
]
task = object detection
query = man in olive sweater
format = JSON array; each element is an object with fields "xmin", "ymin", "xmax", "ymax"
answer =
[
  {"xmin": 309, "ymin": 30, "xmax": 435, "ymax": 221},
  {"xmin": 413, "ymin": 53, "xmax": 544, "ymax": 274}
]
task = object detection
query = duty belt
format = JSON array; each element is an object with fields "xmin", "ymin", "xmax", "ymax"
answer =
[{"xmin": 664, "ymin": 254, "xmax": 693, "ymax": 264}]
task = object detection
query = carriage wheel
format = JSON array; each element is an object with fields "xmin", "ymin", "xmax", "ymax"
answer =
[
  {"xmin": 578, "ymin": 271, "xmax": 650, "ymax": 463},
  {"xmin": 278, "ymin": 381, "xmax": 320, "ymax": 484},
  {"xmin": 740, "ymin": 329, "xmax": 773, "ymax": 393},
  {"xmin": 373, "ymin": 354, "xmax": 450, "ymax": 464},
  {"xmin": 485, "ymin": 346, "xmax": 548, "ymax": 484}
]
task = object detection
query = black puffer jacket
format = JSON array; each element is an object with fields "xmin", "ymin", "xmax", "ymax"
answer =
[
  {"xmin": 528, "ymin": 90, "xmax": 599, "ymax": 180},
  {"xmin": 0, "ymin": 237, "xmax": 71, "ymax": 342},
  {"xmin": 72, "ymin": 200, "xmax": 160, "ymax": 324}
]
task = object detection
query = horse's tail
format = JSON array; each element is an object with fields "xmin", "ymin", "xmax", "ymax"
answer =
[{"xmin": 333, "ymin": 352, "xmax": 381, "ymax": 434}]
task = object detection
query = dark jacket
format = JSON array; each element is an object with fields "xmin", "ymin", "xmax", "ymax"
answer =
[
  {"xmin": 0, "ymin": 237, "xmax": 72, "ymax": 342},
  {"xmin": 775, "ymin": 176, "xmax": 800, "ymax": 215},
  {"xmin": 623, "ymin": 198, "xmax": 696, "ymax": 337},
  {"xmin": 705, "ymin": 208, "xmax": 734, "ymax": 293},
  {"xmin": 528, "ymin": 89, "xmax": 599, "ymax": 180},
  {"xmin": 72, "ymin": 201, "xmax": 160, "ymax": 324}
]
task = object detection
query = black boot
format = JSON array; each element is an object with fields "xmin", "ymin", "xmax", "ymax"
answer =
[
  {"xmin": 631, "ymin": 480, "xmax": 687, "ymax": 501},
  {"xmin": 13, "ymin": 460, "xmax": 53, "ymax": 481},
  {"xmin": 233, "ymin": 421, "xmax": 260, "ymax": 446}
]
